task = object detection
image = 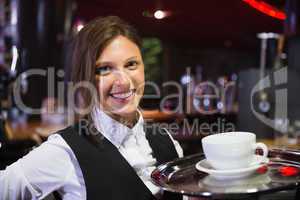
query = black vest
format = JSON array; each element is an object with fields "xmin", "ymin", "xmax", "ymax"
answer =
[{"xmin": 57, "ymin": 120, "xmax": 181, "ymax": 200}]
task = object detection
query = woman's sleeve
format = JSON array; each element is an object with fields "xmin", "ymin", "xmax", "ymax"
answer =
[{"xmin": 0, "ymin": 134, "xmax": 75, "ymax": 200}]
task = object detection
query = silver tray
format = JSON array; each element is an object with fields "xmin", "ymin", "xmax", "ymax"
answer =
[{"xmin": 151, "ymin": 149, "xmax": 300, "ymax": 199}]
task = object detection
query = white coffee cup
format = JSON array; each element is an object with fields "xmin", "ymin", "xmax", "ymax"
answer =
[{"xmin": 202, "ymin": 132, "xmax": 268, "ymax": 170}]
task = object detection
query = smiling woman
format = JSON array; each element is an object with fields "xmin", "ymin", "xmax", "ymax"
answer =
[
  {"xmin": 0, "ymin": 16, "xmax": 184, "ymax": 200},
  {"xmin": 70, "ymin": 16, "xmax": 144, "ymax": 125},
  {"xmin": 94, "ymin": 35, "xmax": 145, "ymax": 125}
]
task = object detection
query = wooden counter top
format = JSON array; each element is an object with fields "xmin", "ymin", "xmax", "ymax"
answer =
[{"xmin": 4, "ymin": 110, "xmax": 299, "ymax": 150}]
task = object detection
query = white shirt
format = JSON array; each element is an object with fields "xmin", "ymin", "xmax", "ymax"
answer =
[{"xmin": 0, "ymin": 108, "xmax": 184, "ymax": 200}]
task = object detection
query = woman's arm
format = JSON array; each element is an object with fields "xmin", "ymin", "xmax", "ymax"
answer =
[
  {"xmin": 0, "ymin": 162, "xmax": 40, "ymax": 199},
  {"xmin": 0, "ymin": 134, "xmax": 77, "ymax": 200}
]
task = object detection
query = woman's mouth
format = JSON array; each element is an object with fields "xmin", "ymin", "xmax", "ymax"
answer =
[{"xmin": 109, "ymin": 89, "xmax": 136, "ymax": 100}]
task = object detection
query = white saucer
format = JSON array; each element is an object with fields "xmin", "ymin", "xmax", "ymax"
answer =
[{"xmin": 195, "ymin": 155, "xmax": 269, "ymax": 180}]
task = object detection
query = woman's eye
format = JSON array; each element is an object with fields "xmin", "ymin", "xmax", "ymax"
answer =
[
  {"xmin": 125, "ymin": 60, "xmax": 139, "ymax": 70},
  {"xmin": 95, "ymin": 66, "xmax": 112, "ymax": 76}
]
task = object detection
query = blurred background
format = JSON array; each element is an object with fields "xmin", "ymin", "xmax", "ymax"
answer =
[{"xmin": 0, "ymin": 0, "xmax": 300, "ymax": 167}]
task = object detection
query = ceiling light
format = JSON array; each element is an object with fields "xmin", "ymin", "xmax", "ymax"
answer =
[
  {"xmin": 76, "ymin": 24, "xmax": 84, "ymax": 32},
  {"xmin": 154, "ymin": 10, "xmax": 166, "ymax": 19},
  {"xmin": 74, "ymin": 20, "xmax": 85, "ymax": 32}
]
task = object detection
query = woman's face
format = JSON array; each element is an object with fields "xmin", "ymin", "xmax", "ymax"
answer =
[{"xmin": 95, "ymin": 35, "xmax": 145, "ymax": 120}]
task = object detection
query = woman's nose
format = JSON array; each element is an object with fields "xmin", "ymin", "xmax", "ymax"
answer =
[{"xmin": 112, "ymin": 70, "xmax": 131, "ymax": 87}]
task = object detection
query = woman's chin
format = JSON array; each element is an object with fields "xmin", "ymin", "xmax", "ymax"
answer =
[
  {"xmin": 101, "ymin": 97, "xmax": 140, "ymax": 121},
  {"xmin": 111, "ymin": 107, "xmax": 137, "ymax": 118},
  {"xmin": 107, "ymin": 98, "xmax": 139, "ymax": 114}
]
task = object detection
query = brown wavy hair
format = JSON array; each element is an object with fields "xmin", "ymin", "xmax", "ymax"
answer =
[{"xmin": 69, "ymin": 16, "xmax": 142, "ymax": 120}]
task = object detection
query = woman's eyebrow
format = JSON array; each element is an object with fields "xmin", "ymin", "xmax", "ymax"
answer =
[
  {"xmin": 96, "ymin": 56, "xmax": 139, "ymax": 66},
  {"xmin": 95, "ymin": 61, "xmax": 114, "ymax": 67},
  {"xmin": 125, "ymin": 56, "xmax": 139, "ymax": 62}
]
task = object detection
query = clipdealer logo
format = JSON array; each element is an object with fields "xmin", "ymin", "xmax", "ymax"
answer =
[{"xmin": 250, "ymin": 67, "xmax": 288, "ymax": 133}]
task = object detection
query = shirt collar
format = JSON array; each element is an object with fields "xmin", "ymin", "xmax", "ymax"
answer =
[{"xmin": 91, "ymin": 107, "xmax": 144, "ymax": 149}]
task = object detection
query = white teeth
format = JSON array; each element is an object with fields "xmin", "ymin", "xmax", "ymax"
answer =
[{"xmin": 111, "ymin": 91, "xmax": 133, "ymax": 99}]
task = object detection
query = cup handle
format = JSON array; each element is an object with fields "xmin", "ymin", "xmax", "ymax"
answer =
[{"xmin": 253, "ymin": 142, "xmax": 268, "ymax": 158}]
